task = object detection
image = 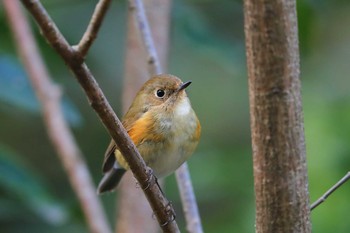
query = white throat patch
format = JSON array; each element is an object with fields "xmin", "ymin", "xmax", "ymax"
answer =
[{"xmin": 175, "ymin": 98, "xmax": 191, "ymax": 116}]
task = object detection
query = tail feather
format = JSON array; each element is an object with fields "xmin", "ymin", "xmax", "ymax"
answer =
[{"xmin": 97, "ymin": 167, "xmax": 126, "ymax": 194}]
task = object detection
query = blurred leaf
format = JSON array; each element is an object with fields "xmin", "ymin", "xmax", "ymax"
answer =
[
  {"xmin": 0, "ymin": 55, "xmax": 82, "ymax": 126},
  {"xmin": 0, "ymin": 145, "xmax": 69, "ymax": 225},
  {"xmin": 0, "ymin": 198, "xmax": 25, "ymax": 220},
  {"xmin": 297, "ymin": 0, "xmax": 316, "ymax": 55},
  {"xmin": 172, "ymin": 1, "xmax": 245, "ymax": 74}
]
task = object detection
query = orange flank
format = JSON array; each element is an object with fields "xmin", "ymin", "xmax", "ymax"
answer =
[
  {"xmin": 128, "ymin": 112, "xmax": 165, "ymax": 145},
  {"xmin": 193, "ymin": 118, "xmax": 201, "ymax": 141},
  {"xmin": 115, "ymin": 112, "xmax": 166, "ymax": 169}
]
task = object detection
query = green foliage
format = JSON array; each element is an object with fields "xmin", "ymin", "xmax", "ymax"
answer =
[
  {"xmin": 0, "ymin": 56, "xmax": 82, "ymax": 126},
  {"xmin": 0, "ymin": 145, "xmax": 68, "ymax": 225}
]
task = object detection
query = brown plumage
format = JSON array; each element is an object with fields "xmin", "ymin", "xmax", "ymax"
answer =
[{"xmin": 97, "ymin": 74, "xmax": 201, "ymax": 194}]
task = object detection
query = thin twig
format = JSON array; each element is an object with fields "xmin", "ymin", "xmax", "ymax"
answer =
[
  {"xmin": 175, "ymin": 164, "xmax": 204, "ymax": 233},
  {"xmin": 116, "ymin": 2, "xmax": 163, "ymax": 232},
  {"xmin": 3, "ymin": 1, "xmax": 112, "ymax": 233},
  {"xmin": 129, "ymin": 0, "xmax": 204, "ymax": 231},
  {"xmin": 20, "ymin": 0, "xmax": 179, "ymax": 232},
  {"xmin": 128, "ymin": 0, "xmax": 162, "ymax": 75},
  {"xmin": 75, "ymin": 0, "xmax": 112, "ymax": 57},
  {"xmin": 311, "ymin": 171, "xmax": 350, "ymax": 210}
]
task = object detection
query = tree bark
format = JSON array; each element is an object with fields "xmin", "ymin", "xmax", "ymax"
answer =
[
  {"xmin": 116, "ymin": 0, "xmax": 171, "ymax": 232},
  {"xmin": 243, "ymin": 0, "xmax": 311, "ymax": 232}
]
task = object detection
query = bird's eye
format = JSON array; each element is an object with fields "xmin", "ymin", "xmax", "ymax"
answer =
[{"xmin": 156, "ymin": 89, "xmax": 165, "ymax": 98}]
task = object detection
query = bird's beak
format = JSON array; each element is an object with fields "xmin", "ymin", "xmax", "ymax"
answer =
[{"xmin": 178, "ymin": 81, "xmax": 192, "ymax": 92}]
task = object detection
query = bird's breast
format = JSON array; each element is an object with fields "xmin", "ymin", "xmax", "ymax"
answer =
[{"xmin": 142, "ymin": 98, "xmax": 200, "ymax": 177}]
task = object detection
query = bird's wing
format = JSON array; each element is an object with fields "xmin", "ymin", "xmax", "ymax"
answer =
[
  {"xmin": 101, "ymin": 109, "xmax": 147, "ymax": 173},
  {"xmin": 102, "ymin": 139, "xmax": 117, "ymax": 173}
]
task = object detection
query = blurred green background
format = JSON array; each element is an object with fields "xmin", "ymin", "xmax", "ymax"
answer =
[{"xmin": 1, "ymin": 0, "xmax": 350, "ymax": 232}]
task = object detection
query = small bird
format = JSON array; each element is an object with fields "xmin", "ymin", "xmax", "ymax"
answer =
[{"xmin": 97, "ymin": 74, "xmax": 201, "ymax": 194}]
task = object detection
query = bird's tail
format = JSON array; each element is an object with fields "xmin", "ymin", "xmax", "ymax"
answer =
[{"xmin": 97, "ymin": 165, "xmax": 126, "ymax": 194}]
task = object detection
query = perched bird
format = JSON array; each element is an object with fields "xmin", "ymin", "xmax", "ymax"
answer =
[{"xmin": 97, "ymin": 74, "xmax": 201, "ymax": 194}]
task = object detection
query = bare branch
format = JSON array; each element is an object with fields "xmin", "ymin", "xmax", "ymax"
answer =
[
  {"xmin": 311, "ymin": 171, "xmax": 350, "ymax": 211},
  {"xmin": 3, "ymin": 1, "xmax": 112, "ymax": 233},
  {"xmin": 116, "ymin": 174, "xmax": 160, "ymax": 233},
  {"xmin": 75, "ymin": 0, "xmax": 112, "ymax": 57},
  {"xmin": 128, "ymin": 0, "xmax": 162, "ymax": 75},
  {"xmin": 128, "ymin": 0, "xmax": 203, "ymax": 231},
  {"xmin": 175, "ymin": 164, "xmax": 203, "ymax": 233},
  {"xmin": 116, "ymin": 0, "xmax": 171, "ymax": 232},
  {"xmin": 20, "ymin": 0, "xmax": 179, "ymax": 232}
]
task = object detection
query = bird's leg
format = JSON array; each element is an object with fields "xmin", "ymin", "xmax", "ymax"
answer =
[{"xmin": 140, "ymin": 167, "xmax": 157, "ymax": 191}]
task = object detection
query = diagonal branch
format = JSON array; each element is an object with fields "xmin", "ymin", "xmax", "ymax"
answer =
[
  {"xmin": 3, "ymin": 1, "xmax": 112, "ymax": 233},
  {"xmin": 75, "ymin": 0, "xmax": 112, "ymax": 57},
  {"xmin": 311, "ymin": 171, "xmax": 350, "ymax": 210},
  {"xmin": 20, "ymin": 0, "xmax": 179, "ymax": 232},
  {"xmin": 128, "ymin": 0, "xmax": 204, "ymax": 232}
]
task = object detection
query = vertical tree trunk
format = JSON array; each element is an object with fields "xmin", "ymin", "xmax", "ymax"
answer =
[
  {"xmin": 115, "ymin": 0, "xmax": 171, "ymax": 232},
  {"xmin": 243, "ymin": 0, "xmax": 311, "ymax": 232}
]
